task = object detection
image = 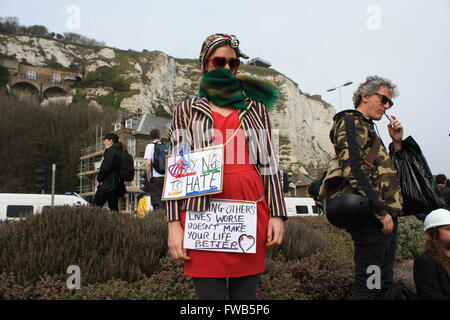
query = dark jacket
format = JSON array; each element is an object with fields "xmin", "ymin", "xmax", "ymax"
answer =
[
  {"xmin": 414, "ymin": 251, "xmax": 450, "ymax": 300},
  {"xmin": 97, "ymin": 143, "xmax": 126, "ymax": 196},
  {"xmin": 438, "ymin": 186, "xmax": 450, "ymax": 210},
  {"xmin": 327, "ymin": 110, "xmax": 403, "ymax": 219},
  {"xmin": 166, "ymin": 97, "xmax": 287, "ymax": 222}
]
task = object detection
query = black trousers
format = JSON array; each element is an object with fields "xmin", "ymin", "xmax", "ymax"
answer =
[
  {"xmin": 147, "ymin": 177, "xmax": 164, "ymax": 209},
  {"xmin": 192, "ymin": 274, "xmax": 261, "ymax": 300},
  {"xmin": 348, "ymin": 215, "xmax": 398, "ymax": 300},
  {"xmin": 93, "ymin": 189, "xmax": 120, "ymax": 211}
]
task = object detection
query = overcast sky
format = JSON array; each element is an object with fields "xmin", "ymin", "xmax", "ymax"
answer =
[{"xmin": 1, "ymin": 0, "xmax": 449, "ymax": 176}]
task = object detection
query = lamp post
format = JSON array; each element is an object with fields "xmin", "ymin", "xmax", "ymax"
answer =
[{"xmin": 327, "ymin": 81, "xmax": 353, "ymax": 110}]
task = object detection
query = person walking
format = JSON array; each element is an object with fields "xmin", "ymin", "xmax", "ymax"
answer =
[
  {"xmin": 144, "ymin": 129, "xmax": 166, "ymax": 209},
  {"xmin": 93, "ymin": 133, "xmax": 126, "ymax": 212},
  {"xmin": 166, "ymin": 33, "xmax": 287, "ymax": 300}
]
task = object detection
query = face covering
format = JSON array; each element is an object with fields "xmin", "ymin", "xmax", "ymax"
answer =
[{"xmin": 199, "ymin": 68, "xmax": 279, "ymax": 111}]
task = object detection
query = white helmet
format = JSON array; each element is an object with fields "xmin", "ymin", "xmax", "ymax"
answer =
[{"xmin": 423, "ymin": 208, "xmax": 450, "ymax": 232}]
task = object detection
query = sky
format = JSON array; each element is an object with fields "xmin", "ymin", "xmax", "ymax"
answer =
[{"xmin": 1, "ymin": 0, "xmax": 449, "ymax": 176}]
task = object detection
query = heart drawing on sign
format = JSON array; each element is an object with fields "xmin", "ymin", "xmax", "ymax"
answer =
[{"xmin": 238, "ymin": 234, "xmax": 255, "ymax": 253}]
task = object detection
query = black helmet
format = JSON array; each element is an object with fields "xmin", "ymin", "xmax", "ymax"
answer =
[{"xmin": 325, "ymin": 194, "xmax": 371, "ymax": 229}]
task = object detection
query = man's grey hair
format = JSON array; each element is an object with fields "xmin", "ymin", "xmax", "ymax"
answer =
[{"xmin": 353, "ymin": 75, "xmax": 399, "ymax": 108}]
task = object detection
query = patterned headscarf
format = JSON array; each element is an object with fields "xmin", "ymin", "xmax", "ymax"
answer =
[{"xmin": 199, "ymin": 33, "xmax": 249, "ymax": 71}]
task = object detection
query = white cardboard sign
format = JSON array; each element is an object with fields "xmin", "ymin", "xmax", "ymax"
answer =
[
  {"xmin": 184, "ymin": 199, "xmax": 257, "ymax": 254},
  {"xmin": 162, "ymin": 145, "xmax": 224, "ymax": 200}
]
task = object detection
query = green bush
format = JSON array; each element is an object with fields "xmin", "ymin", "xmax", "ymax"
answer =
[
  {"xmin": 1, "ymin": 207, "xmax": 423, "ymax": 300},
  {"xmin": 268, "ymin": 217, "xmax": 332, "ymax": 261},
  {"xmin": 0, "ymin": 207, "xmax": 168, "ymax": 285},
  {"xmin": 269, "ymin": 216, "xmax": 354, "ymax": 265},
  {"xmin": 0, "ymin": 272, "xmax": 71, "ymax": 300},
  {"xmin": 261, "ymin": 255, "xmax": 308, "ymax": 300},
  {"xmin": 292, "ymin": 252, "xmax": 353, "ymax": 300},
  {"xmin": 0, "ymin": 65, "xmax": 9, "ymax": 87},
  {"xmin": 128, "ymin": 257, "xmax": 196, "ymax": 300},
  {"xmin": 396, "ymin": 216, "xmax": 425, "ymax": 261},
  {"xmin": 82, "ymin": 66, "xmax": 131, "ymax": 92}
]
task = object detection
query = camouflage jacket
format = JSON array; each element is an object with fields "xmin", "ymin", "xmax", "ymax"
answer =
[{"xmin": 327, "ymin": 110, "xmax": 403, "ymax": 218}]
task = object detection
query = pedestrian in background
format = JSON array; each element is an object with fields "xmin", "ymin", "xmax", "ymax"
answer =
[
  {"xmin": 93, "ymin": 133, "xmax": 126, "ymax": 212},
  {"xmin": 144, "ymin": 129, "xmax": 166, "ymax": 209},
  {"xmin": 435, "ymin": 174, "xmax": 450, "ymax": 209}
]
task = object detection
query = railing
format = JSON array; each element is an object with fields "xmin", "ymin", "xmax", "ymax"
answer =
[
  {"xmin": 12, "ymin": 72, "xmax": 76, "ymax": 85},
  {"xmin": 78, "ymin": 185, "xmax": 95, "ymax": 194},
  {"xmin": 80, "ymin": 138, "xmax": 104, "ymax": 156}
]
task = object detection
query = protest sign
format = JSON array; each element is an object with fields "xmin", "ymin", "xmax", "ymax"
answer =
[
  {"xmin": 162, "ymin": 145, "xmax": 224, "ymax": 200},
  {"xmin": 184, "ymin": 199, "xmax": 257, "ymax": 254}
]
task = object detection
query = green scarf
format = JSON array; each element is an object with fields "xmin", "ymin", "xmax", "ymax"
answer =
[{"xmin": 199, "ymin": 68, "xmax": 279, "ymax": 110}]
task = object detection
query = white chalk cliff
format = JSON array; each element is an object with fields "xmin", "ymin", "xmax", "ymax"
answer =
[{"xmin": 0, "ymin": 34, "xmax": 336, "ymax": 167}]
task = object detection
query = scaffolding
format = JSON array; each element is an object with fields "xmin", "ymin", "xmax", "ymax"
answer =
[{"xmin": 78, "ymin": 125, "xmax": 148, "ymax": 213}]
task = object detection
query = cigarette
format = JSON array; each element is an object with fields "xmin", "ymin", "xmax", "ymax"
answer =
[{"xmin": 384, "ymin": 112, "xmax": 403, "ymax": 132}]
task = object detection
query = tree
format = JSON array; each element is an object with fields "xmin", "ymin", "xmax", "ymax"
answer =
[
  {"xmin": 0, "ymin": 17, "xmax": 20, "ymax": 34},
  {"xmin": 63, "ymin": 32, "xmax": 105, "ymax": 46},
  {"xmin": 24, "ymin": 25, "xmax": 48, "ymax": 36},
  {"xmin": 0, "ymin": 94, "xmax": 118, "ymax": 193}
]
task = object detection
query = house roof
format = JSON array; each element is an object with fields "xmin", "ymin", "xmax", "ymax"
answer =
[
  {"xmin": 295, "ymin": 172, "xmax": 317, "ymax": 186},
  {"xmin": 133, "ymin": 114, "xmax": 171, "ymax": 138},
  {"xmin": 116, "ymin": 114, "xmax": 171, "ymax": 138}
]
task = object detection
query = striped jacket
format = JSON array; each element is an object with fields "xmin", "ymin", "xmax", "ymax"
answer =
[{"xmin": 165, "ymin": 96, "xmax": 287, "ymax": 222}]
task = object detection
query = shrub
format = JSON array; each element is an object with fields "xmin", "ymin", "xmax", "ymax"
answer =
[
  {"xmin": 269, "ymin": 216, "xmax": 354, "ymax": 266},
  {"xmin": 71, "ymin": 257, "xmax": 195, "ymax": 300},
  {"xmin": 292, "ymin": 252, "xmax": 353, "ymax": 300},
  {"xmin": 0, "ymin": 272, "xmax": 71, "ymax": 300},
  {"xmin": 130, "ymin": 257, "xmax": 196, "ymax": 300},
  {"xmin": 396, "ymin": 216, "xmax": 425, "ymax": 261},
  {"xmin": 268, "ymin": 217, "xmax": 332, "ymax": 261},
  {"xmin": 71, "ymin": 278, "xmax": 136, "ymax": 300},
  {"xmin": 0, "ymin": 207, "xmax": 168, "ymax": 285},
  {"xmin": 261, "ymin": 255, "xmax": 308, "ymax": 300}
]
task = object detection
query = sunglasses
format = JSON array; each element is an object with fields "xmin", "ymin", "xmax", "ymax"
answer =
[
  {"xmin": 209, "ymin": 56, "xmax": 241, "ymax": 70},
  {"xmin": 373, "ymin": 92, "xmax": 394, "ymax": 108}
]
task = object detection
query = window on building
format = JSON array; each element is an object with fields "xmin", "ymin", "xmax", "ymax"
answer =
[
  {"xmin": 114, "ymin": 123, "xmax": 122, "ymax": 131},
  {"xmin": 25, "ymin": 70, "xmax": 37, "ymax": 80},
  {"xmin": 127, "ymin": 137, "xmax": 136, "ymax": 156},
  {"xmin": 52, "ymin": 73, "xmax": 61, "ymax": 84},
  {"xmin": 295, "ymin": 205, "xmax": 309, "ymax": 214},
  {"xmin": 125, "ymin": 119, "xmax": 133, "ymax": 129},
  {"xmin": 6, "ymin": 205, "xmax": 33, "ymax": 218}
]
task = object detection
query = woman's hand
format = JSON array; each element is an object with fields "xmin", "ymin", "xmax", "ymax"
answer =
[
  {"xmin": 168, "ymin": 221, "xmax": 191, "ymax": 260},
  {"xmin": 266, "ymin": 217, "xmax": 285, "ymax": 246}
]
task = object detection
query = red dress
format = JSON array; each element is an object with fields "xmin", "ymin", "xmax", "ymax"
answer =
[{"xmin": 180, "ymin": 109, "xmax": 270, "ymax": 278}]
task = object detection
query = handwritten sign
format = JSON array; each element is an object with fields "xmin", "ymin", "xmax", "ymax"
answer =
[
  {"xmin": 162, "ymin": 145, "xmax": 224, "ymax": 200},
  {"xmin": 184, "ymin": 199, "xmax": 257, "ymax": 253}
]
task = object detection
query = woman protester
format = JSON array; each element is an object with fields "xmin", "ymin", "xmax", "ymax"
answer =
[
  {"xmin": 93, "ymin": 132, "xmax": 126, "ymax": 212},
  {"xmin": 166, "ymin": 33, "xmax": 287, "ymax": 300},
  {"xmin": 413, "ymin": 208, "xmax": 450, "ymax": 300}
]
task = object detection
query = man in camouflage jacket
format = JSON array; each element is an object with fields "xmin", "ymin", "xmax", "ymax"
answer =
[{"xmin": 329, "ymin": 76, "xmax": 404, "ymax": 300}]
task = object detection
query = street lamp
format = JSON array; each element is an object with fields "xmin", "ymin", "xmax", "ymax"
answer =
[{"xmin": 327, "ymin": 81, "xmax": 353, "ymax": 110}]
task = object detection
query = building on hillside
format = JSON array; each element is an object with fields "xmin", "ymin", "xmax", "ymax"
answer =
[
  {"xmin": 289, "ymin": 172, "xmax": 317, "ymax": 197},
  {"xmin": 247, "ymin": 57, "xmax": 271, "ymax": 68},
  {"xmin": 281, "ymin": 161, "xmax": 328, "ymax": 198},
  {"xmin": 305, "ymin": 161, "xmax": 328, "ymax": 181},
  {"xmin": 78, "ymin": 111, "xmax": 171, "ymax": 213},
  {"xmin": 0, "ymin": 58, "xmax": 81, "ymax": 102}
]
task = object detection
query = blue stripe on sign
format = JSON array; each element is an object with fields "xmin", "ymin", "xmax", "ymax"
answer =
[{"xmin": 186, "ymin": 187, "xmax": 218, "ymax": 197}]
